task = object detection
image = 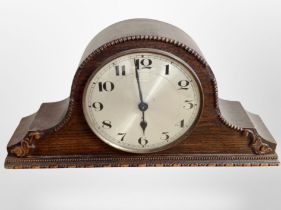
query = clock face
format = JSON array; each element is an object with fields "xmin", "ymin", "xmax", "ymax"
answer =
[{"xmin": 83, "ymin": 50, "xmax": 202, "ymax": 153}]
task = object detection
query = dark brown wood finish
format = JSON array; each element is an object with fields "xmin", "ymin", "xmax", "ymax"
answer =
[{"xmin": 5, "ymin": 19, "xmax": 279, "ymax": 168}]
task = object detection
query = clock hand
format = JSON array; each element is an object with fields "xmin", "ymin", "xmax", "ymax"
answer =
[
  {"xmin": 140, "ymin": 112, "xmax": 147, "ymax": 134},
  {"xmin": 134, "ymin": 59, "xmax": 148, "ymax": 135}
]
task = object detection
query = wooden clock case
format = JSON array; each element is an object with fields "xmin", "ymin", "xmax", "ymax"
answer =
[{"xmin": 5, "ymin": 19, "xmax": 279, "ymax": 168}]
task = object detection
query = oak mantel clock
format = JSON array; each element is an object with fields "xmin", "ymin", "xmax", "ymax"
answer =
[{"xmin": 5, "ymin": 19, "xmax": 279, "ymax": 168}]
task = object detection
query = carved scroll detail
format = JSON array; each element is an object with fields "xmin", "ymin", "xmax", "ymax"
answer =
[
  {"xmin": 11, "ymin": 132, "xmax": 41, "ymax": 157},
  {"xmin": 243, "ymin": 129, "xmax": 273, "ymax": 155}
]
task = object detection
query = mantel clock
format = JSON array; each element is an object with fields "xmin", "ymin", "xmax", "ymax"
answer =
[{"xmin": 5, "ymin": 19, "xmax": 279, "ymax": 168}]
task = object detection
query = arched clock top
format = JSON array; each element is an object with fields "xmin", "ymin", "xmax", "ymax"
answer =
[
  {"xmin": 78, "ymin": 19, "xmax": 206, "ymax": 66},
  {"xmin": 5, "ymin": 19, "xmax": 278, "ymax": 168},
  {"xmin": 70, "ymin": 19, "xmax": 210, "ymax": 101}
]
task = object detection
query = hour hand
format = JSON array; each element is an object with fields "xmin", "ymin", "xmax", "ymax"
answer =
[
  {"xmin": 139, "ymin": 102, "xmax": 148, "ymax": 134},
  {"xmin": 140, "ymin": 120, "xmax": 147, "ymax": 134}
]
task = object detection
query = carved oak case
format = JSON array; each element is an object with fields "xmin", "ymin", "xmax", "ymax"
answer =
[{"xmin": 5, "ymin": 19, "xmax": 279, "ymax": 168}]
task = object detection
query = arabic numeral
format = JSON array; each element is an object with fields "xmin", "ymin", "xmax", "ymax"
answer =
[
  {"xmin": 91, "ymin": 102, "xmax": 103, "ymax": 111},
  {"xmin": 178, "ymin": 80, "xmax": 189, "ymax": 90},
  {"xmin": 183, "ymin": 100, "xmax": 194, "ymax": 109},
  {"xmin": 138, "ymin": 137, "xmax": 148, "ymax": 147},
  {"xmin": 102, "ymin": 120, "xmax": 112, "ymax": 129},
  {"xmin": 118, "ymin": 133, "xmax": 126, "ymax": 141},
  {"xmin": 161, "ymin": 132, "xmax": 170, "ymax": 141},
  {"xmin": 115, "ymin": 65, "xmax": 126, "ymax": 76},
  {"xmin": 176, "ymin": 119, "xmax": 185, "ymax": 128},
  {"xmin": 98, "ymin": 81, "xmax": 114, "ymax": 92},
  {"xmin": 134, "ymin": 58, "xmax": 152, "ymax": 70}
]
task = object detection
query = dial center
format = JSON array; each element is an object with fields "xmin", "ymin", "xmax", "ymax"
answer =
[{"xmin": 138, "ymin": 102, "xmax": 148, "ymax": 112}]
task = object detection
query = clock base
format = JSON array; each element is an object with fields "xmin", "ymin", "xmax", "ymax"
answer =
[{"xmin": 5, "ymin": 153, "xmax": 279, "ymax": 169}]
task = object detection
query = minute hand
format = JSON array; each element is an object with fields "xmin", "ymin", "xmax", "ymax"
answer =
[{"xmin": 134, "ymin": 59, "xmax": 148, "ymax": 135}]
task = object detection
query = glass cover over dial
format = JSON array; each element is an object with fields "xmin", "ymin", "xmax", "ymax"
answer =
[{"xmin": 83, "ymin": 51, "xmax": 202, "ymax": 153}]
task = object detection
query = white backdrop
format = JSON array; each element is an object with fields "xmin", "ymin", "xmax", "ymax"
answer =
[{"xmin": 0, "ymin": 1, "xmax": 281, "ymax": 209}]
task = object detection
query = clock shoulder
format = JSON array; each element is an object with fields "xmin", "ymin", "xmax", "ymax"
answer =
[{"xmin": 5, "ymin": 19, "xmax": 278, "ymax": 168}]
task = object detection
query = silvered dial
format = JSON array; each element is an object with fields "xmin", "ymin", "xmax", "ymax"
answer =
[{"xmin": 83, "ymin": 51, "xmax": 202, "ymax": 153}]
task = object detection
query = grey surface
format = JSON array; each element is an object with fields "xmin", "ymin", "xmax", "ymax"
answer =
[
  {"xmin": 0, "ymin": 1, "xmax": 281, "ymax": 210},
  {"xmin": 219, "ymin": 99, "xmax": 253, "ymax": 128},
  {"xmin": 80, "ymin": 18, "xmax": 204, "ymax": 65}
]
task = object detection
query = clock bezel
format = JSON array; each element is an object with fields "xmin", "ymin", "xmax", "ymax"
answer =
[{"xmin": 82, "ymin": 48, "xmax": 204, "ymax": 154}]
